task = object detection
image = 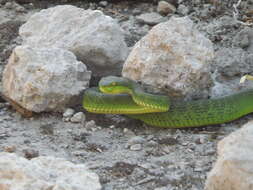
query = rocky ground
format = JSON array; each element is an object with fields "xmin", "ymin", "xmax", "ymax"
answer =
[{"xmin": 0, "ymin": 0, "xmax": 253, "ymax": 190}]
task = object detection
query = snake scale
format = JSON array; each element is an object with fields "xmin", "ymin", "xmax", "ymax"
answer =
[{"xmin": 82, "ymin": 76, "xmax": 253, "ymax": 128}]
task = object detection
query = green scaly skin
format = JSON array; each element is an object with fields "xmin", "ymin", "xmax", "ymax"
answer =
[{"xmin": 83, "ymin": 76, "xmax": 253, "ymax": 128}]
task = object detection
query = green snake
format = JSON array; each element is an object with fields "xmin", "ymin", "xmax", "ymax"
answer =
[{"xmin": 82, "ymin": 76, "xmax": 253, "ymax": 128}]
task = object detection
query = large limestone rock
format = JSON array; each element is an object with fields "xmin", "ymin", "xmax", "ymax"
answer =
[
  {"xmin": 205, "ymin": 121, "xmax": 253, "ymax": 190},
  {"xmin": 2, "ymin": 45, "xmax": 91, "ymax": 112},
  {"xmin": 122, "ymin": 16, "xmax": 214, "ymax": 99},
  {"xmin": 19, "ymin": 5, "xmax": 129, "ymax": 77},
  {"xmin": 0, "ymin": 152, "xmax": 101, "ymax": 190}
]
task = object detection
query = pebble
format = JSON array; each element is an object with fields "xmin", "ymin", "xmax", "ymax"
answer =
[
  {"xmin": 85, "ymin": 120, "xmax": 96, "ymax": 129},
  {"xmin": 4, "ymin": 145, "xmax": 16, "ymax": 153},
  {"xmin": 136, "ymin": 12, "xmax": 166, "ymax": 25},
  {"xmin": 146, "ymin": 140, "xmax": 158, "ymax": 147},
  {"xmin": 23, "ymin": 148, "xmax": 39, "ymax": 159},
  {"xmin": 157, "ymin": 1, "xmax": 176, "ymax": 15},
  {"xmin": 15, "ymin": 5, "xmax": 25, "ymax": 12},
  {"xmin": 70, "ymin": 112, "xmax": 85, "ymax": 123},
  {"xmin": 177, "ymin": 4, "xmax": 189, "ymax": 15},
  {"xmin": 130, "ymin": 144, "xmax": 142, "ymax": 151},
  {"xmin": 63, "ymin": 108, "xmax": 75, "ymax": 118},
  {"xmin": 99, "ymin": 1, "xmax": 108, "ymax": 7},
  {"xmin": 4, "ymin": 2, "xmax": 12, "ymax": 9},
  {"xmin": 132, "ymin": 8, "xmax": 142, "ymax": 16},
  {"xmin": 157, "ymin": 136, "xmax": 179, "ymax": 145},
  {"xmin": 127, "ymin": 136, "xmax": 146, "ymax": 146}
]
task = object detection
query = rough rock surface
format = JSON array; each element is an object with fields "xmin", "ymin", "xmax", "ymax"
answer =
[
  {"xmin": 122, "ymin": 16, "xmax": 214, "ymax": 99},
  {"xmin": 205, "ymin": 121, "xmax": 253, "ymax": 190},
  {"xmin": 0, "ymin": 152, "xmax": 101, "ymax": 190},
  {"xmin": 2, "ymin": 45, "xmax": 91, "ymax": 112},
  {"xmin": 19, "ymin": 5, "xmax": 128, "ymax": 77},
  {"xmin": 214, "ymin": 48, "xmax": 253, "ymax": 79}
]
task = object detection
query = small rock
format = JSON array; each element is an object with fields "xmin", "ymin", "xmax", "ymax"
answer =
[
  {"xmin": 71, "ymin": 112, "xmax": 85, "ymax": 123},
  {"xmin": 130, "ymin": 144, "xmax": 142, "ymax": 151},
  {"xmin": 157, "ymin": 1, "xmax": 176, "ymax": 15},
  {"xmin": 136, "ymin": 12, "xmax": 166, "ymax": 25},
  {"xmin": 62, "ymin": 117, "xmax": 70, "ymax": 122},
  {"xmin": 146, "ymin": 140, "xmax": 158, "ymax": 147},
  {"xmin": 4, "ymin": 2, "xmax": 12, "ymax": 9},
  {"xmin": 40, "ymin": 123, "xmax": 54, "ymax": 135},
  {"xmin": 233, "ymin": 27, "xmax": 252, "ymax": 49},
  {"xmin": 99, "ymin": 1, "xmax": 108, "ymax": 7},
  {"xmin": 214, "ymin": 48, "xmax": 252, "ymax": 78},
  {"xmin": 23, "ymin": 148, "xmax": 39, "ymax": 159},
  {"xmin": 4, "ymin": 145, "xmax": 16, "ymax": 153},
  {"xmin": 15, "ymin": 4, "xmax": 25, "ymax": 12},
  {"xmin": 157, "ymin": 136, "xmax": 178, "ymax": 145},
  {"xmin": 132, "ymin": 8, "xmax": 141, "ymax": 15},
  {"xmin": 85, "ymin": 120, "xmax": 96, "ymax": 128},
  {"xmin": 128, "ymin": 136, "xmax": 146, "ymax": 146},
  {"xmin": 177, "ymin": 4, "xmax": 189, "ymax": 15},
  {"xmin": 63, "ymin": 108, "xmax": 75, "ymax": 117},
  {"xmin": 195, "ymin": 135, "xmax": 208, "ymax": 144}
]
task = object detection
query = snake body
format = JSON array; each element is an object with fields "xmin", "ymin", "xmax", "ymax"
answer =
[{"xmin": 83, "ymin": 76, "xmax": 253, "ymax": 128}]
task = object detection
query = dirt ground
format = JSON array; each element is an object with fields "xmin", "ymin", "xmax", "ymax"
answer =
[{"xmin": 1, "ymin": 0, "xmax": 253, "ymax": 189}]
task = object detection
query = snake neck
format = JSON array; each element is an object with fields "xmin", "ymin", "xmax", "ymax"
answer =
[{"xmin": 129, "ymin": 81, "xmax": 170, "ymax": 112}]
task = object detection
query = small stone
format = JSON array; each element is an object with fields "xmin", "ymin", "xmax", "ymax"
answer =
[
  {"xmin": 85, "ymin": 120, "xmax": 96, "ymax": 128},
  {"xmin": 157, "ymin": 136, "xmax": 178, "ymax": 145},
  {"xmin": 15, "ymin": 5, "xmax": 25, "ymax": 12},
  {"xmin": 130, "ymin": 144, "xmax": 142, "ymax": 151},
  {"xmin": 132, "ymin": 8, "xmax": 141, "ymax": 15},
  {"xmin": 23, "ymin": 148, "xmax": 39, "ymax": 159},
  {"xmin": 4, "ymin": 145, "xmax": 16, "ymax": 153},
  {"xmin": 128, "ymin": 136, "xmax": 146, "ymax": 145},
  {"xmin": 63, "ymin": 108, "xmax": 75, "ymax": 118},
  {"xmin": 4, "ymin": 2, "xmax": 12, "ymax": 9},
  {"xmin": 99, "ymin": 1, "xmax": 108, "ymax": 7},
  {"xmin": 146, "ymin": 140, "xmax": 158, "ymax": 147},
  {"xmin": 157, "ymin": 1, "xmax": 176, "ymax": 15},
  {"xmin": 71, "ymin": 112, "xmax": 85, "ymax": 123},
  {"xmin": 62, "ymin": 117, "xmax": 70, "ymax": 122},
  {"xmin": 233, "ymin": 28, "xmax": 251, "ymax": 49},
  {"xmin": 109, "ymin": 125, "xmax": 115, "ymax": 129},
  {"xmin": 39, "ymin": 123, "xmax": 54, "ymax": 135},
  {"xmin": 136, "ymin": 12, "xmax": 166, "ymax": 25},
  {"xmin": 177, "ymin": 4, "xmax": 189, "ymax": 15}
]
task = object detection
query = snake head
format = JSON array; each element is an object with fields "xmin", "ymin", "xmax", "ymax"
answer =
[{"xmin": 99, "ymin": 76, "xmax": 132, "ymax": 95}]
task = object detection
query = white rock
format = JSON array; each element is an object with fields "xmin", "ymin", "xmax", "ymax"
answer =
[
  {"xmin": 2, "ymin": 45, "xmax": 91, "ymax": 112},
  {"xmin": 0, "ymin": 152, "xmax": 101, "ymax": 190},
  {"xmin": 71, "ymin": 112, "xmax": 85, "ymax": 123},
  {"xmin": 205, "ymin": 121, "xmax": 253, "ymax": 190},
  {"xmin": 122, "ymin": 16, "xmax": 214, "ymax": 99},
  {"xmin": 157, "ymin": 1, "xmax": 176, "ymax": 15},
  {"xmin": 63, "ymin": 108, "xmax": 75, "ymax": 118},
  {"xmin": 19, "ymin": 5, "xmax": 129, "ymax": 77},
  {"xmin": 130, "ymin": 144, "xmax": 142, "ymax": 151}
]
